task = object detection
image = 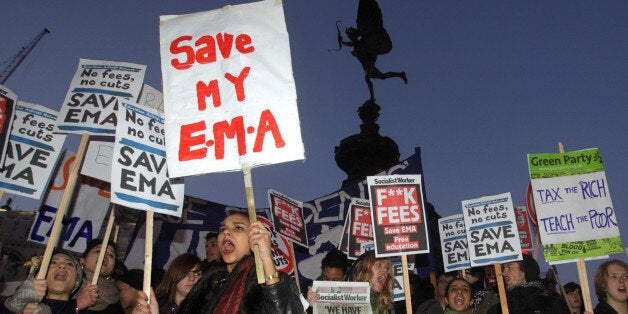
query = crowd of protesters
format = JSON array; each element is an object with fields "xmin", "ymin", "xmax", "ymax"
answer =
[{"xmin": 1, "ymin": 227, "xmax": 626, "ymax": 314}]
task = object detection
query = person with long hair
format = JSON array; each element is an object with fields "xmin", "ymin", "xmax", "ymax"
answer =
[
  {"xmin": 154, "ymin": 253, "xmax": 201, "ymax": 314},
  {"xmin": 137, "ymin": 212, "xmax": 303, "ymax": 313},
  {"xmin": 563, "ymin": 282, "xmax": 585, "ymax": 314},
  {"xmin": 350, "ymin": 251, "xmax": 394, "ymax": 314},
  {"xmin": 593, "ymin": 259, "xmax": 627, "ymax": 314},
  {"xmin": 78, "ymin": 239, "xmax": 124, "ymax": 314}
]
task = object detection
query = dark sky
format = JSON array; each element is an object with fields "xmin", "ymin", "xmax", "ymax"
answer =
[{"xmin": 2, "ymin": 0, "xmax": 627, "ymax": 299}]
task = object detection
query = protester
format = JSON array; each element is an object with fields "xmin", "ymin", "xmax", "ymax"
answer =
[
  {"xmin": 303, "ymin": 249, "xmax": 350, "ymax": 311},
  {"xmin": 3, "ymin": 251, "xmax": 96, "ymax": 314},
  {"xmin": 200, "ymin": 232, "xmax": 220, "ymax": 271},
  {"xmin": 563, "ymin": 282, "xmax": 585, "ymax": 314},
  {"xmin": 415, "ymin": 272, "xmax": 456, "ymax": 314},
  {"xmin": 172, "ymin": 212, "xmax": 302, "ymax": 313},
  {"xmin": 593, "ymin": 259, "xmax": 627, "ymax": 314},
  {"xmin": 79, "ymin": 239, "xmax": 124, "ymax": 313},
  {"xmin": 117, "ymin": 269, "xmax": 164, "ymax": 314},
  {"xmin": 154, "ymin": 253, "xmax": 202, "ymax": 314},
  {"xmin": 350, "ymin": 250, "xmax": 394, "ymax": 314},
  {"xmin": 444, "ymin": 278, "xmax": 473, "ymax": 314},
  {"xmin": 487, "ymin": 252, "xmax": 569, "ymax": 314}
]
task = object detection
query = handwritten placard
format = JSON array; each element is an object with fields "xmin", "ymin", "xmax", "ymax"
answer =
[{"xmin": 160, "ymin": 1, "xmax": 304, "ymax": 177}]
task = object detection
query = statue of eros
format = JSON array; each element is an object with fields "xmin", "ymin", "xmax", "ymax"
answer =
[{"xmin": 335, "ymin": 0, "xmax": 407, "ymax": 101}]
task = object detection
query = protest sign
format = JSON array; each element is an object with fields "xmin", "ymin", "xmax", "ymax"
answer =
[
  {"xmin": 111, "ymin": 101, "xmax": 184, "ymax": 216},
  {"xmin": 311, "ymin": 281, "xmax": 370, "ymax": 314},
  {"xmin": 0, "ymin": 84, "xmax": 17, "ymax": 167},
  {"xmin": 528, "ymin": 148, "xmax": 623, "ymax": 261},
  {"xmin": 367, "ymin": 174, "xmax": 428, "ymax": 257},
  {"xmin": 28, "ymin": 151, "xmax": 110, "ymax": 253},
  {"xmin": 462, "ymin": 192, "xmax": 522, "ymax": 266},
  {"xmin": 268, "ymin": 189, "xmax": 307, "ymax": 247},
  {"xmin": 159, "ymin": 0, "xmax": 304, "ymax": 177},
  {"xmin": 439, "ymin": 214, "xmax": 470, "ymax": 271},
  {"xmin": 0, "ymin": 102, "xmax": 66, "ymax": 199},
  {"xmin": 138, "ymin": 84, "xmax": 163, "ymax": 112},
  {"xmin": 514, "ymin": 206, "xmax": 534, "ymax": 251},
  {"xmin": 347, "ymin": 198, "xmax": 373, "ymax": 259},
  {"xmin": 81, "ymin": 136, "xmax": 114, "ymax": 182},
  {"xmin": 392, "ymin": 258, "xmax": 415, "ymax": 301},
  {"xmin": 56, "ymin": 59, "xmax": 146, "ymax": 135}
]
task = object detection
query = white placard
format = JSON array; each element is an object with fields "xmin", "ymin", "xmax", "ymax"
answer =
[
  {"xmin": 160, "ymin": 0, "xmax": 304, "ymax": 177},
  {"xmin": 0, "ymin": 102, "xmax": 66, "ymax": 199},
  {"xmin": 462, "ymin": 192, "xmax": 522, "ymax": 266}
]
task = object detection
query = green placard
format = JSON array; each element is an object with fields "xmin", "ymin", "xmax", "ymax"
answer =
[{"xmin": 528, "ymin": 148, "xmax": 604, "ymax": 179}]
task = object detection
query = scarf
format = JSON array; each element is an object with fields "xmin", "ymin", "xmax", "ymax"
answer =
[
  {"xmin": 213, "ymin": 257, "xmax": 255, "ymax": 314},
  {"xmin": 79, "ymin": 270, "xmax": 120, "ymax": 311}
]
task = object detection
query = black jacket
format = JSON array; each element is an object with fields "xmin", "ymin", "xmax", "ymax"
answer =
[
  {"xmin": 178, "ymin": 255, "xmax": 303, "ymax": 314},
  {"xmin": 487, "ymin": 281, "xmax": 570, "ymax": 314},
  {"xmin": 594, "ymin": 301, "xmax": 619, "ymax": 314}
]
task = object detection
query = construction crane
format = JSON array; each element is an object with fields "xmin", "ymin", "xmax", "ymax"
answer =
[{"xmin": 0, "ymin": 28, "xmax": 51, "ymax": 84}]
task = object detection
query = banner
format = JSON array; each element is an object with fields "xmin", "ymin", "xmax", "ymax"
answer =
[
  {"xmin": 56, "ymin": 59, "xmax": 146, "ymax": 135},
  {"xmin": 311, "ymin": 281, "xmax": 370, "ymax": 314},
  {"xmin": 367, "ymin": 174, "xmax": 429, "ymax": 257},
  {"xmin": 124, "ymin": 148, "xmax": 435, "ymax": 280},
  {"xmin": 159, "ymin": 0, "xmax": 304, "ymax": 177},
  {"xmin": 111, "ymin": 101, "xmax": 184, "ymax": 216},
  {"xmin": 28, "ymin": 151, "xmax": 111, "ymax": 253},
  {"xmin": 347, "ymin": 198, "xmax": 373, "ymax": 259},
  {"xmin": 462, "ymin": 192, "xmax": 522, "ymax": 266},
  {"xmin": 528, "ymin": 148, "xmax": 623, "ymax": 261},
  {"xmin": 0, "ymin": 102, "xmax": 66, "ymax": 199},
  {"xmin": 268, "ymin": 189, "xmax": 307, "ymax": 248},
  {"xmin": 0, "ymin": 84, "xmax": 17, "ymax": 167},
  {"xmin": 439, "ymin": 214, "xmax": 470, "ymax": 271}
]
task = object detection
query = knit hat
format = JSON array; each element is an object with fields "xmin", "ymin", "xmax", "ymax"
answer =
[{"xmin": 520, "ymin": 252, "xmax": 540, "ymax": 282}]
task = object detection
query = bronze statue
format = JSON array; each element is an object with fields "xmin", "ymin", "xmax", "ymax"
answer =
[{"xmin": 336, "ymin": 0, "xmax": 407, "ymax": 101}]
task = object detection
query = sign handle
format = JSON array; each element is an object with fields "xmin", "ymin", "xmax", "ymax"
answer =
[
  {"xmin": 289, "ymin": 241, "xmax": 301, "ymax": 293},
  {"xmin": 36, "ymin": 133, "xmax": 89, "ymax": 280},
  {"xmin": 143, "ymin": 210, "xmax": 154, "ymax": 302},
  {"xmin": 494, "ymin": 263, "xmax": 510, "ymax": 314},
  {"xmin": 243, "ymin": 164, "xmax": 265, "ymax": 284},
  {"xmin": 401, "ymin": 255, "xmax": 412, "ymax": 314},
  {"xmin": 91, "ymin": 205, "xmax": 116, "ymax": 285}
]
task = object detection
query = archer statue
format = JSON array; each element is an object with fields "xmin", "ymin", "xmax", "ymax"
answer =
[{"xmin": 336, "ymin": 0, "xmax": 407, "ymax": 101}]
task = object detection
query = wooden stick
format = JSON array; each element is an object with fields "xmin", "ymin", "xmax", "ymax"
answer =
[
  {"xmin": 91, "ymin": 206, "xmax": 116, "ymax": 285},
  {"xmin": 37, "ymin": 134, "xmax": 89, "ymax": 280},
  {"xmin": 143, "ymin": 210, "xmax": 154, "ymax": 301},
  {"xmin": 401, "ymin": 255, "xmax": 412, "ymax": 314},
  {"xmin": 494, "ymin": 263, "xmax": 510, "ymax": 314},
  {"xmin": 113, "ymin": 222, "xmax": 120, "ymax": 244},
  {"xmin": 243, "ymin": 164, "xmax": 265, "ymax": 284},
  {"xmin": 289, "ymin": 241, "xmax": 301, "ymax": 293}
]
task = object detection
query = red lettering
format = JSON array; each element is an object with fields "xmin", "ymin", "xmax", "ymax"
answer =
[
  {"xmin": 213, "ymin": 116, "xmax": 245, "ymax": 159},
  {"xmin": 253, "ymin": 109, "xmax": 285, "ymax": 152},
  {"xmin": 216, "ymin": 33, "xmax": 234, "ymax": 59},
  {"xmin": 169, "ymin": 35, "xmax": 194, "ymax": 70},
  {"xmin": 236, "ymin": 34, "xmax": 254, "ymax": 53},
  {"xmin": 195, "ymin": 35, "xmax": 218, "ymax": 64},
  {"xmin": 196, "ymin": 80, "xmax": 221, "ymax": 110},
  {"xmin": 168, "ymin": 33, "xmax": 255, "ymax": 69},
  {"xmin": 179, "ymin": 121, "xmax": 207, "ymax": 161},
  {"xmin": 225, "ymin": 67, "xmax": 250, "ymax": 101}
]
